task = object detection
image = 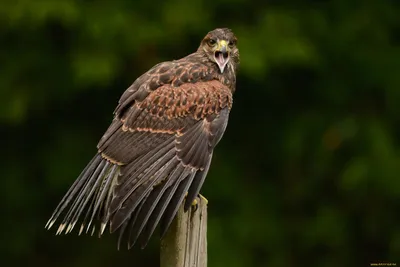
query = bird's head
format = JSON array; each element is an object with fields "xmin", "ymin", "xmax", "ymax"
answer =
[{"xmin": 199, "ymin": 28, "xmax": 239, "ymax": 73}]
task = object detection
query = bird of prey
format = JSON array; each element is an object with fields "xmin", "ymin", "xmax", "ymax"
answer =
[{"xmin": 46, "ymin": 28, "xmax": 240, "ymax": 249}]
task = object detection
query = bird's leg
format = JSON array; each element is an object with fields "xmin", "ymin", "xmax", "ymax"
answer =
[
  {"xmin": 198, "ymin": 194, "xmax": 208, "ymax": 204},
  {"xmin": 191, "ymin": 198, "xmax": 198, "ymax": 207},
  {"xmin": 188, "ymin": 194, "xmax": 208, "ymax": 212}
]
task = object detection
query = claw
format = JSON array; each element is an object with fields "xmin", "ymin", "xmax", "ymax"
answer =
[
  {"xmin": 198, "ymin": 194, "xmax": 208, "ymax": 205},
  {"xmin": 185, "ymin": 193, "xmax": 208, "ymax": 212},
  {"xmin": 191, "ymin": 194, "xmax": 208, "ymax": 212}
]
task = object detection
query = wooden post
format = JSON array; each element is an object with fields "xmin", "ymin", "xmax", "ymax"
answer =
[{"xmin": 160, "ymin": 197, "xmax": 207, "ymax": 267}]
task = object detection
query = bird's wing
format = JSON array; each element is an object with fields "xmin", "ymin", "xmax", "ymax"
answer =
[
  {"xmin": 100, "ymin": 76, "xmax": 232, "ymax": 248},
  {"xmin": 97, "ymin": 60, "xmax": 216, "ymax": 164},
  {"xmin": 46, "ymin": 59, "xmax": 233, "ymax": 249}
]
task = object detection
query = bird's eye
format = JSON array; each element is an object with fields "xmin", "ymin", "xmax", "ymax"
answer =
[
  {"xmin": 228, "ymin": 41, "xmax": 235, "ymax": 48},
  {"xmin": 208, "ymin": 39, "xmax": 216, "ymax": 46}
]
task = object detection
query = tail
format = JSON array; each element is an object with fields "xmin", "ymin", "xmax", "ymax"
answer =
[{"xmin": 45, "ymin": 154, "xmax": 119, "ymax": 236}]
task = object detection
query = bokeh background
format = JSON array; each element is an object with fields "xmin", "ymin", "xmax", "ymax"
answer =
[{"xmin": 2, "ymin": 0, "xmax": 400, "ymax": 266}]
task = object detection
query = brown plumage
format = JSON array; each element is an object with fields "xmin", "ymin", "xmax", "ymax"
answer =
[{"xmin": 46, "ymin": 28, "xmax": 240, "ymax": 249}]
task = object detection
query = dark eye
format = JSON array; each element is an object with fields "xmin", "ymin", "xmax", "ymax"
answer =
[
  {"xmin": 208, "ymin": 39, "xmax": 216, "ymax": 46},
  {"xmin": 228, "ymin": 41, "xmax": 235, "ymax": 48}
]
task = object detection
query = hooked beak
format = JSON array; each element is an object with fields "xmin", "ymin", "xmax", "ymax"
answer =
[{"xmin": 214, "ymin": 40, "xmax": 230, "ymax": 73}]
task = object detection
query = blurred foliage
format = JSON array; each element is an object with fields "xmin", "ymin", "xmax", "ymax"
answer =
[{"xmin": 1, "ymin": 0, "xmax": 400, "ymax": 266}]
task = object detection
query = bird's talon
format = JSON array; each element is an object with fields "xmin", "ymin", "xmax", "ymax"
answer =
[
  {"xmin": 190, "ymin": 194, "xmax": 208, "ymax": 212},
  {"xmin": 199, "ymin": 194, "xmax": 208, "ymax": 205}
]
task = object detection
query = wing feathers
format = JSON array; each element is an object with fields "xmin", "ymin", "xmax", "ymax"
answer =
[
  {"xmin": 47, "ymin": 61, "xmax": 233, "ymax": 250},
  {"xmin": 139, "ymin": 165, "xmax": 188, "ymax": 248},
  {"xmin": 160, "ymin": 170, "xmax": 196, "ymax": 238},
  {"xmin": 45, "ymin": 154, "xmax": 101, "ymax": 229},
  {"xmin": 45, "ymin": 154, "xmax": 120, "ymax": 237},
  {"xmin": 66, "ymin": 160, "xmax": 109, "ymax": 233},
  {"xmin": 100, "ymin": 128, "xmax": 159, "ymax": 163},
  {"xmin": 109, "ymin": 136, "xmax": 175, "ymax": 214},
  {"xmin": 127, "ymin": 163, "xmax": 188, "ymax": 248},
  {"xmin": 184, "ymin": 154, "xmax": 212, "ymax": 211},
  {"xmin": 56, "ymin": 159, "xmax": 107, "ymax": 234},
  {"xmin": 176, "ymin": 120, "xmax": 210, "ymax": 169},
  {"xmin": 84, "ymin": 164, "xmax": 118, "ymax": 234},
  {"xmin": 97, "ymin": 119, "xmax": 122, "ymax": 150},
  {"xmin": 117, "ymin": 192, "xmax": 148, "ymax": 250},
  {"xmin": 110, "ymin": 152, "xmax": 177, "ymax": 232}
]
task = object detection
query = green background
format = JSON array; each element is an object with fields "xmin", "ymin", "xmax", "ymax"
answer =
[{"xmin": 1, "ymin": 0, "xmax": 400, "ymax": 266}]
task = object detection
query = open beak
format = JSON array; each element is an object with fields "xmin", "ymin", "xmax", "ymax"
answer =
[{"xmin": 214, "ymin": 40, "xmax": 230, "ymax": 73}]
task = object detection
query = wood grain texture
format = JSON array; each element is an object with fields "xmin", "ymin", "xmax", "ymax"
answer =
[{"xmin": 160, "ymin": 197, "xmax": 207, "ymax": 267}]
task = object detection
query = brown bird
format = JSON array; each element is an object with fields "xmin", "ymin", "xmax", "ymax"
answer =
[{"xmin": 45, "ymin": 28, "xmax": 240, "ymax": 249}]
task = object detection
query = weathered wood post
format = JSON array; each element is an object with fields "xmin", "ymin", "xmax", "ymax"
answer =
[{"xmin": 160, "ymin": 196, "xmax": 208, "ymax": 267}]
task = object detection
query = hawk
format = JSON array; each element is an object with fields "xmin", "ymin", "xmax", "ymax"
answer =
[{"xmin": 46, "ymin": 28, "xmax": 240, "ymax": 249}]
